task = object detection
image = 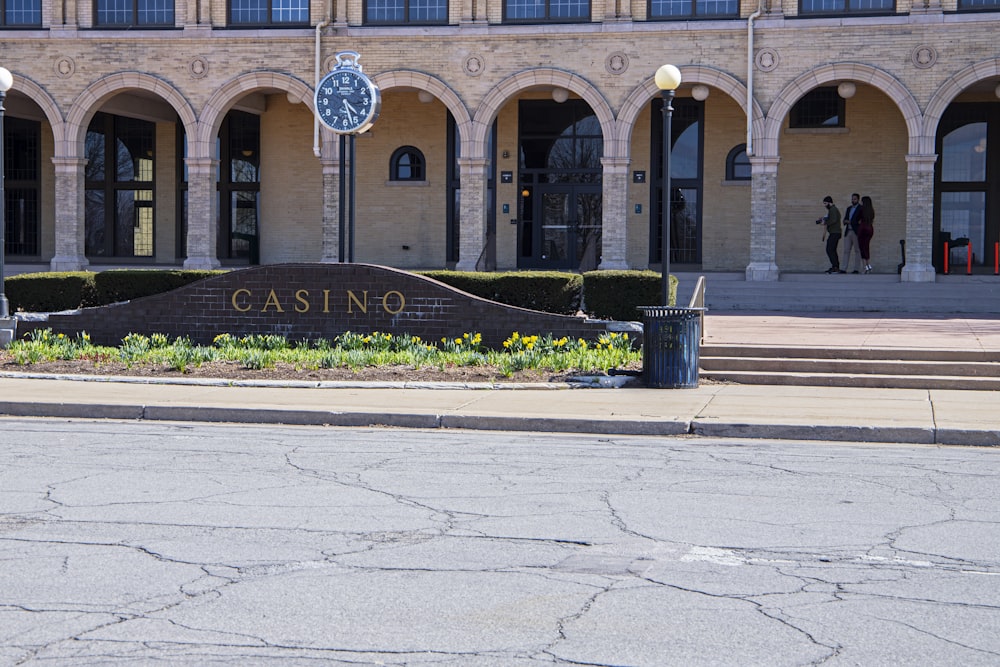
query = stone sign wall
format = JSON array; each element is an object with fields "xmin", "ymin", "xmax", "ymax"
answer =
[{"xmin": 22, "ymin": 264, "xmax": 618, "ymax": 348}]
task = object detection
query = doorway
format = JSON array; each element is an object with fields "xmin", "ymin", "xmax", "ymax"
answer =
[
  {"xmin": 519, "ymin": 183, "xmax": 602, "ymax": 270},
  {"xmin": 935, "ymin": 102, "xmax": 1000, "ymax": 272},
  {"xmin": 650, "ymin": 98, "xmax": 703, "ymax": 266},
  {"xmin": 516, "ymin": 99, "xmax": 603, "ymax": 271}
]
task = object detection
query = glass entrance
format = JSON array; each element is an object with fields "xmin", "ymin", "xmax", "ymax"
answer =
[
  {"xmin": 650, "ymin": 98, "xmax": 703, "ymax": 266},
  {"xmin": 520, "ymin": 185, "xmax": 602, "ymax": 270},
  {"xmin": 517, "ymin": 99, "xmax": 603, "ymax": 271},
  {"xmin": 935, "ymin": 103, "xmax": 1000, "ymax": 272}
]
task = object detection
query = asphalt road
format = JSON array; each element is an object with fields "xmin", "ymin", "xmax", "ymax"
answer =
[{"xmin": 2, "ymin": 419, "xmax": 999, "ymax": 666}]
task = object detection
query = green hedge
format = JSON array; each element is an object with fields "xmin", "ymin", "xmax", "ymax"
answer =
[
  {"xmin": 582, "ymin": 270, "xmax": 676, "ymax": 321},
  {"xmin": 6, "ymin": 272, "xmax": 99, "ymax": 312},
  {"xmin": 93, "ymin": 269, "xmax": 224, "ymax": 305},
  {"xmin": 420, "ymin": 270, "xmax": 583, "ymax": 316}
]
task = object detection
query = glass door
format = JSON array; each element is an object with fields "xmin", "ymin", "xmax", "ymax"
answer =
[
  {"xmin": 935, "ymin": 103, "xmax": 1000, "ymax": 272},
  {"xmin": 520, "ymin": 184, "xmax": 601, "ymax": 270}
]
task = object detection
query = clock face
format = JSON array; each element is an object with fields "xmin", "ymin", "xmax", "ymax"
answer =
[{"xmin": 314, "ymin": 69, "xmax": 381, "ymax": 135}]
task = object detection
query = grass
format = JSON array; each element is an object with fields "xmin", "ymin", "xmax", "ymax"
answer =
[{"xmin": 5, "ymin": 328, "xmax": 641, "ymax": 378}]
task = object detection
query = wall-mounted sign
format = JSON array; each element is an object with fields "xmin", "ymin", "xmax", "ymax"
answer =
[
  {"xmin": 633, "ymin": 171, "xmax": 646, "ymax": 183},
  {"xmin": 500, "ymin": 171, "xmax": 513, "ymax": 183}
]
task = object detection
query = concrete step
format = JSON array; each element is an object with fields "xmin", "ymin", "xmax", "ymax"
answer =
[
  {"xmin": 698, "ymin": 344, "xmax": 1000, "ymax": 389},
  {"xmin": 699, "ymin": 370, "xmax": 1000, "ymax": 391},
  {"xmin": 702, "ymin": 345, "xmax": 1000, "ymax": 363},
  {"xmin": 701, "ymin": 356, "xmax": 1000, "ymax": 378}
]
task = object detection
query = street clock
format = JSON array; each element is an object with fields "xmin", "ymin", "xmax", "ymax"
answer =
[{"xmin": 314, "ymin": 51, "xmax": 381, "ymax": 135}]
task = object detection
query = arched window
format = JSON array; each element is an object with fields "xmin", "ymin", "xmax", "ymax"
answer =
[
  {"xmin": 390, "ymin": 146, "xmax": 426, "ymax": 181},
  {"xmin": 726, "ymin": 144, "xmax": 751, "ymax": 181}
]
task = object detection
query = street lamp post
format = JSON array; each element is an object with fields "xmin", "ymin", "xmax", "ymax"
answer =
[
  {"xmin": 655, "ymin": 64, "xmax": 681, "ymax": 306},
  {"xmin": 0, "ymin": 66, "xmax": 12, "ymax": 324}
]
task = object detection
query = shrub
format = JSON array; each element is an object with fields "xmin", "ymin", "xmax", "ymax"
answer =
[
  {"xmin": 582, "ymin": 270, "xmax": 675, "ymax": 321},
  {"xmin": 6, "ymin": 272, "xmax": 98, "ymax": 312}
]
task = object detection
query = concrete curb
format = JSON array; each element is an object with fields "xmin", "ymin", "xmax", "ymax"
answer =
[{"xmin": 3, "ymin": 399, "xmax": 998, "ymax": 446}]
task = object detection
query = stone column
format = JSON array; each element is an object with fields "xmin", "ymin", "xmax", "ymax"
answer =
[
  {"xmin": 49, "ymin": 157, "xmax": 89, "ymax": 271},
  {"xmin": 455, "ymin": 157, "xmax": 489, "ymax": 271},
  {"xmin": 183, "ymin": 157, "xmax": 221, "ymax": 270},
  {"xmin": 599, "ymin": 156, "xmax": 630, "ymax": 270},
  {"xmin": 320, "ymin": 155, "xmax": 341, "ymax": 262},
  {"xmin": 745, "ymin": 155, "xmax": 780, "ymax": 281},
  {"xmin": 901, "ymin": 154, "xmax": 937, "ymax": 282}
]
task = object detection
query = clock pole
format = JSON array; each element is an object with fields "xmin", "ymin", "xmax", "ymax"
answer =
[{"xmin": 313, "ymin": 51, "xmax": 381, "ymax": 263}]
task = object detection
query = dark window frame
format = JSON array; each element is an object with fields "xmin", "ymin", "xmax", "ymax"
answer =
[
  {"xmin": 94, "ymin": 0, "xmax": 175, "ymax": 27},
  {"xmin": 797, "ymin": 0, "xmax": 894, "ymax": 16},
  {"xmin": 216, "ymin": 110, "xmax": 261, "ymax": 264},
  {"xmin": 3, "ymin": 116, "xmax": 41, "ymax": 256},
  {"xmin": 789, "ymin": 87, "xmax": 845, "ymax": 129},
  {"xmin": 1, "ymin": 0, "xmax": 42, "ymax": 26},
  {"xmin": 957, "ymin": 0, "xmax": 1000, "ymax": 10},
  {"xmin": 503, "ymin": 0, "xmax": 591, "ymax": 24},
  {"xmin": 363, "ymin": 0, "xmax": 448, "ymax": 24},
  {"xmin": 390, "ymin": 146, "xmax": 427, "ymax": 181},
  {"xmin": 84, "ymin": 111, "xmax": 157, "ymax": 260},
  {"xmin": 227, "ymin": 0, "xmax": 309, "ymax": 26},
  {"xmin": 647, "ymin": 0, "xmax": 738, "ymax": 20},
  {"xmin": 725, "ymin": 144, "xmax": 751, "ymax": 181}
]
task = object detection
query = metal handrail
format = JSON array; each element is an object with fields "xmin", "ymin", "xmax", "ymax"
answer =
[{"xmin": 687, "ymin": 275, "xmax": 706, "ymax": 343}]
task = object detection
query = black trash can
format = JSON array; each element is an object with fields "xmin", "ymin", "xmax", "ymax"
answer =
[{"xmin": 638, "ymin": 306, "xmax": 703, "ymax": 388}]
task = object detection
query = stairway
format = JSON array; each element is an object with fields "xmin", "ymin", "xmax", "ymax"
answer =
[
  {"xmin": 699, "ymin": 345, "xmax": 1000, "ymax": 390},
  {"xmin": 673, "ymin": 271, "xmax": 1000, "ymax": 314}
]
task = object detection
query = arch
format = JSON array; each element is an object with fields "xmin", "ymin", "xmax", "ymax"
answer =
[
  {"xmin": 471, "ymin": 68, "xmax": 615, "ymax": 159},
  {"xmin": 62, "ymin": 71, "xmax": 198, "ymax": 157},
  {"xmin": 5, "ymin": 72, "xmax": 66, "ymax": 148},
  {"xmin": 924, "ymin": 58, "xmax": 1000, "ymax": 154},
  {"xmin": 372, "ymin": 69, "xmax": 472, "ymax": 145},
  {"xmin": 617, "ymin": 65, "xmax": 765, "ymax": 157},
  {"xmin": 761, "ymin": 63, "xmax": 922, "ymax": 156},
  {"xmin": 196, "ymin": 70, "xmax": 314, "ymax": 160}
]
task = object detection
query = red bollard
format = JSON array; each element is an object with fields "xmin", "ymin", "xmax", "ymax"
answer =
[
  {"xmin": 968, "ymin": 243, "xmax": 974, "ymax": 275},
  {"xmin": 944, "ymin": 241, "xmax": 949, "ymax": 274}
]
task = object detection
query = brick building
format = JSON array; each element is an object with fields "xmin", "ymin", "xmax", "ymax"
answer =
[{"xmin": 1, "ymin": 0, "xmax": 998, "ymax": 281}]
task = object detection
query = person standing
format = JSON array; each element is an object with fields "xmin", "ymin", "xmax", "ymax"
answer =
[
  {"xmin": 858, "ymin": 195, "xmax": 876, "ymax": 273},
  {"xmin": 841, "ymin": 193, "xmax": 863, "ymax": 273},
  {"xmin": 816, "ymin": 195, "xmax": 843, "ymax": 274}
]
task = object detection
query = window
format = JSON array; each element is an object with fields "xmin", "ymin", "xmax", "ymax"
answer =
[
  {"xmin": 649, "ymin": 0, "xmax": 737, "ymax": 19},
  {"xmin": 85, "ymin": 112, "xmax": 156, "ymax": 258},
  {"xmin": 4, "ymin": 117, "xmax": 41, "ymax": 256},
  {"xmin": 789, "ymin": 87, "xmax": 844, "ymax": 128},
  {"xmin": 726, "ymin": 144, "xmax": 751, "ymax": 181},
  {"xmin": 229, "ymin": 0, "xmax": 308, "ymax": 25},
  {"xmin": 504, "ymin": 0, "xmax": 589, "ymax": 22},
  {"xmin": 95, "ymin": 0, "xmax": 174, "ymax": 26},
  {"xmin": 799, "ymin": 0, "xmax": 892, "ymax": 14},
  {"xmin": 390, "ymin": 146, "xmax": 426, "ymax": 181},
  {"xmin": 366, "ymin": 0, "xmax": 447, "ymax": 23},
  {"xmin": 217, "ymin": 111, "xmax": 261, "ymax": 263},
  {"xmin": 958, "ymin": 0, "xmax": 1000, "ymax": 9},
  {"xmin": 2, "ymin": 0, "xmax": 41, "ymax": 25}
]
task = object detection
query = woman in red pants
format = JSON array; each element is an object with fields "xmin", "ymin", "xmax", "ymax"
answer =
[{"xmin": 858, "ymin": 195, "xmax": 876, "ymax": 273}]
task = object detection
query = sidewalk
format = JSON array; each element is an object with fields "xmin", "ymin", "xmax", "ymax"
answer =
[{"xmin": 1, "ymin": 313, "xmax": 998, "ymax": 447}]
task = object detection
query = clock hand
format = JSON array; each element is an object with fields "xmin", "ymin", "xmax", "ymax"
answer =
[{"xmin": 343, "ymin": 100, "xmax": 360, "ymax": 116}]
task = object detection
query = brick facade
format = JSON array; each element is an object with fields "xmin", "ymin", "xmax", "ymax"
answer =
[{"xmin": 2, "ymin": 0, "xmax": 1000, "ymax": 285}]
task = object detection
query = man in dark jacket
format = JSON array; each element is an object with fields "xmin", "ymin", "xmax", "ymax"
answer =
[
  {"xmin": 841, "ymin": 193, "xmax": 863, "ymax": 273},
  {"xmin": 816, "ymin": 195, "xmax": 842, "ymax": 274}
]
